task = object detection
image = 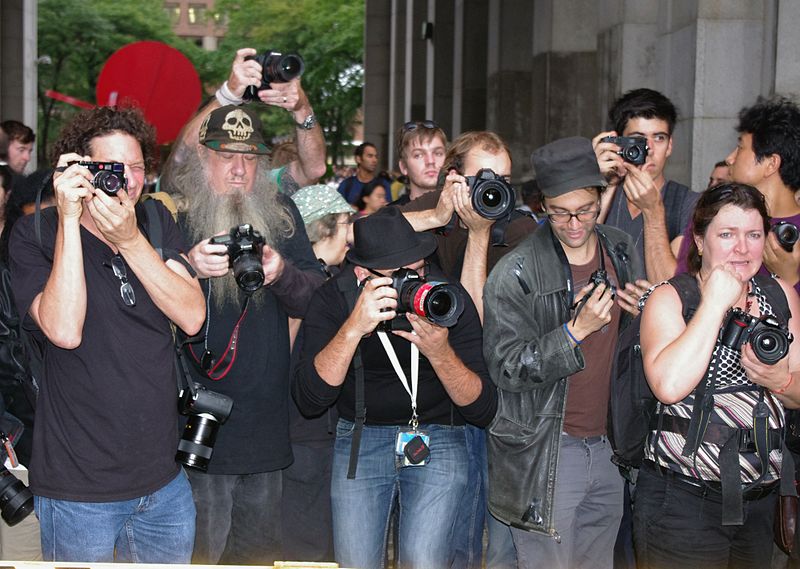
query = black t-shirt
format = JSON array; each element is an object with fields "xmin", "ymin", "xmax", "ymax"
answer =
[
  {"xmin": 179, "ymin": 195, "xmax": 324, "ymax": 474},
  {"xmin": 9, "ymin": 202, "xmax": 185, "ymax": 501},
  {"xmin": 294, "ymin": 264, "xmax": 497, "ymax": 427}
]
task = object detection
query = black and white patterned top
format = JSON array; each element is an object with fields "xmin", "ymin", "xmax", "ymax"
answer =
[{"xmin": 643, "ymin": 278, "xmax": 785, "ymax": 483}]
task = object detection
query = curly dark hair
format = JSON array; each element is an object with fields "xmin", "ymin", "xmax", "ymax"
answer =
[
  {"xmin": 49, "ymin": 106, "xmax": 157, "ymax": 173},
  {"xmin": 608, "ymin": 88, "xmax": 678, "ymax": 136},
  {"xmin": 686, "ymin": 182, "xmax": 770, "ymax": 275},
  {"xmin": 736, "ymin": 95, "xmax": 800, "ymax": 191}
]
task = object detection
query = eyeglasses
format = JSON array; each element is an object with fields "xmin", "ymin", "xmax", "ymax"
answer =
[
  {"xmin": 110, "ymin": 255, "xmax": 136, "ymax": 307},
  {"xmin": 402, "ymin": 120, "xmax": 438, "ymax": 132},
  {"xmin": 545, "ymin": 209, "xmax": 601, "ymax": 224}
]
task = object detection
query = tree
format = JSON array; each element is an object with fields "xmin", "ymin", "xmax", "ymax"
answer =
[
  {"xmin": 37, "ymin": 0, "xmax": 207, "ymax": 161},
  {"xmin": 215, "ymin": 0, "xmax": 364, "ymax": 164}
]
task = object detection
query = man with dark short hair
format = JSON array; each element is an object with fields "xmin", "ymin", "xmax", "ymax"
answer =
[
  {"xmin": 484, "ymin": 137, "xmax": 643, "ymax": 569},
  {"xmin": 726, "ymin": 96, "xmax": 800, "ymax": 290},
  {"xmin": 1, "ymin": 120, "xmax": 35, "ymax": 174},
  {"xmin": 593, "ymin": 88, "xmax": 698, "ymax": 283},
  {"xmin": 294, "ymin": 207, "xmax": 496, "ymax": 569},
  {"xmin": 338, "ymin": 142, "xmax": 392, "ymax": 205},
  {"xmin": 707, "ymin": 160, "xmax": 731, "ymax": 189}
]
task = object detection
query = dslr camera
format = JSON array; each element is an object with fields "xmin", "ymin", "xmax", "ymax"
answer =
[
  {"xmin": 0, "ymin": 424, "xmax": 33, "ymax": 527},
  {"xmin": 772, "ymin": 221, "xmax": 799, "ymax": 253},
  {"xmin": 210, "ymin": 224, "xmax": 266, "ymax": 293},
  {"xmin": 464, "ymin": 168, "xmax": 516, "ymax": 220},
  {"xmin": 600, "ymin": 136, "xmax": 649, "ymax": 166},
  {"xmin": 176, "ymin": 383, "xmax": 234, "ymax": 472},
  {"xmin": 243, "ymin": 50, "xmax": 305, "ymax": 101},
  {"xmin": 376, "ymin": 268, "xmax": 464, "ymax": 331},
  {"xmin": 719, "ymin": 308, "xmax": 793, "ymax": 365},
  {"xmin": 74, "ymin": 161, "xmax": 127, "ymax": 195}
]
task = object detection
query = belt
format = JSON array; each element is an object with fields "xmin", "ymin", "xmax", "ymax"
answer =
[
  {"xmin": 642, "ymin": 460, "xmax": 779, "ymax": 501},
  {"xmin": 657, "ymin": 414, "xmax": 783, "ymax": 453},
  {"xmin": 562, "ymin": 433, "xmax": 604, "ymax": 445}
]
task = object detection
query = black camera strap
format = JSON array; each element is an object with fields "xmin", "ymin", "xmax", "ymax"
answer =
[{"xmin": 550, "ymin": 225, "xmax": 607, "ymax": 322}]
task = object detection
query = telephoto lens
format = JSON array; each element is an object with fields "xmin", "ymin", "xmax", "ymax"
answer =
[{"xmin": 0, "ymin": 466, "xmax": 34, "ymax": 526}]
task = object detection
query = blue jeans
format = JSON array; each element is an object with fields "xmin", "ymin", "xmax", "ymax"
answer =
[
  {"xmin": 451, "ymin": 424, "xmax": 486, "ymax": 569},
  {"xmin": 188, "ymin": 468, "xmax": 282, "ymax": 564},
  {"xmin": 35, "ymin": 470, "xmax": 195, "ymax": 562},
  {"xmin": 332, "ymin": 419, "xmax": 469, "ymax": 569}
]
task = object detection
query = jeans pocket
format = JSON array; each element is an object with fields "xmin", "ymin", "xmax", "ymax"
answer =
[{"xmin": 336, "ymin": 419, "xmax": 356, "ymax": 438}]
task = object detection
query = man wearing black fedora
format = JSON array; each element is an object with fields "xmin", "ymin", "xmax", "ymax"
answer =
[
  {"xmin": 483, "ymin": 137, "xmax": 644, "ymax": 569},
  {"xmin": 294, "ymin": 207, "xmax": 497, "ymax": 569}
]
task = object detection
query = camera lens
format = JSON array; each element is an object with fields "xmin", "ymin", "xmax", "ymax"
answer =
[
  {"xmin": 402, "ymin": 282, "xmax": 464, "ymax": 328},
  {"xmin": 232, "ymin": 253, "xmax": 265, "ymax": 293},
  {"xmin": 93, "ymin": 171, "xmax": 122, "ymax": 195},
  {"xmin": 265, "ymin": 53, "xmax": 305, "ymax": 83},
  {"xmin": 471, "ymin": 180, "xmax": 515, "ymax": 220},
  {"xmin": 750, "ymin": 328, "xmax": 791, "ymax": 365},
  {"xmin": 773, "ymin": 222, "xmax": 799, "ymax": 252},
  {"xmin": 176, "ymin": 414, "xmax": 220, "ymax": 472},
  {"xmin": 0, "ymin": 467, "xmax": 34, "ymax": 526},
  {"xmin": 623, "ymin": 146, "xmax": 643, "ymax": 164}
]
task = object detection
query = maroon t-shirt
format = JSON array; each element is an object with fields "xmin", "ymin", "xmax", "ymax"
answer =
[{"xmin": 563, "ymin": 247, "xmax": 622, "ymax": 437}]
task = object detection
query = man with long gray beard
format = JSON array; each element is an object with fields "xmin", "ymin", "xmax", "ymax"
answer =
[{"xmin": 166, "ymin": 104, "xmax": 324, "ymax": 564}]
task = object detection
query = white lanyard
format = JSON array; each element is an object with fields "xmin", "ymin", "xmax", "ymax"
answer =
[{"xmin": 377, "ymin": 330, "xmax": 420, "ymax": 428}]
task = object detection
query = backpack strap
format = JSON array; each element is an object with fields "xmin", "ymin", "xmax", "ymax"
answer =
[
  {"xmin": 753, "ymin": 273, "xmax": 791, "ymax": 324},
  {"xmin": 338, "ymin": 276, "xmax": 367, "ymax": 479},
  {"xmin": 661, "ymin": 181, "xmax": 687, "ymax": 241}
]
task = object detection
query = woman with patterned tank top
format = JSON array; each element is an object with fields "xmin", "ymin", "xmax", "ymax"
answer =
[{"xmin": 634, "ymin": 183, "xmax": 800, "ymax": 569}]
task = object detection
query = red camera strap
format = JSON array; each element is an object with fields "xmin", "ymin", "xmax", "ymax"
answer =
[{"xmin": 189, "ymin": 299, "xmax": 249, "ymax": 381}]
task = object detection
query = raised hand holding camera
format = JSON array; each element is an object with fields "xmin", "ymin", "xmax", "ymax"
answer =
[{"xmin": 348, "ymin": 275, "xmax": 397, "ymax": 337}]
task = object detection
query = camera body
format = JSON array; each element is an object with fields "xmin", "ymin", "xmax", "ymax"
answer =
[
  {"xmin": 772, "ymin": 221, "xmax": 799, "ymax": 253},
  {"xmin": 243, "ymin": 50, "xmax": 305, "ymax": 101},
  {"xmin": 589, "ymin": 269, "xmax": 616, "ymax": 298},
  {"xmin": 719, "ymin": 308, "xmax": 793, "ymax": 365},
  {"xmin": 463, "ymin": 168, "xmax": 516, "ymax": 220},
  {"xmin": 210, "ymin": 224, "xmax": 266, "ymax": 293},
  {"xmin": 376, "ymin": 268, "xmax": 464, "ymax": 331},
  {"xmin": 176, "ymin": 382, "xmax": 234, "ymax": 471},
  {"xmin": 600, "ymin": 136, "xmax": 649, "ymax": 166},
  {"xmin": 78, "ymin": 161, "xmax": 127, "ymax": 195}
]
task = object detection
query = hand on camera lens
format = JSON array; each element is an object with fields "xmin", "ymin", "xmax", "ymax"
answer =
[
  {"xmin": 451, "ymin": 176, "xmax": 493, "ymax": 234},
  {"xmin": 621, "ymin": 163, "xmax": 663, "ymax": 214},
  {"xmin": 261, "ymin": 245, "xmax": 285, "ymax": 286},
  {"xmin": 392, "ymin": 313, "xmax": 451, "ymax": 362},
  {"xmin": 763, "ymin": 231, "xmax": 800, "ymax": 285}
]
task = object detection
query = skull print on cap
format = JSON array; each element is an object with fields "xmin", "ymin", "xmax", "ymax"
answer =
[{"xmin": 199, "ymin": 105, "xmax": 270, "ymax": 155}]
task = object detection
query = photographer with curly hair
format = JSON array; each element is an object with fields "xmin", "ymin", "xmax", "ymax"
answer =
[{"xmin": 8, "ymin": 106, "xmax": 205, "ymax": 562}]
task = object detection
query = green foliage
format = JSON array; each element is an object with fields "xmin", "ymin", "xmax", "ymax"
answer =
[
  {"xmin": 38, "ymin": 0, "xmax": 364, "ymax": 165},
  {"xmin": 37, "ymin": 0, "xmax": 204, "ymax": 161},
  {"xmin": 215, "ymin": 0, "xmax": 364, "ymax": 163}
]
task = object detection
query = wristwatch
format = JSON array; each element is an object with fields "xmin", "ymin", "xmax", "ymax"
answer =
[{"xmin": 295, "ymin": 113, "xmax": 317, "ymax": 130}]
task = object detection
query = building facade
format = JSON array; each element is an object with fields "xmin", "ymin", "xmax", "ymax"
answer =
[{"xmin": 364, "ymin": 0, "xmax": 800, "ymax": 190}]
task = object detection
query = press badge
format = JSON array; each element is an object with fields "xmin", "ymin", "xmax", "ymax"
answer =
[{"xmin": 395, "ymin": 430, "xmax": 431, "ymax": 467}]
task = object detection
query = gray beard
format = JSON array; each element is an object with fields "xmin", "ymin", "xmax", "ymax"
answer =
[{"xmin": 167, "ymin": 148, "xmax": 294, "ymax": 311}]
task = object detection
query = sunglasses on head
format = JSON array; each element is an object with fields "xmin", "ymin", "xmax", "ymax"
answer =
[{"xmin": 402, "ymin": 120, "xmax": 438, "ymax": 132}]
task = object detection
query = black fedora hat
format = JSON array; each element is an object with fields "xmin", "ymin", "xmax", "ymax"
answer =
[{"xmin": 346, "ymin": 207, "xmax": 437, "ymax": 269}]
